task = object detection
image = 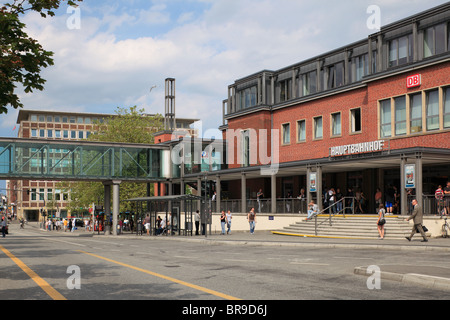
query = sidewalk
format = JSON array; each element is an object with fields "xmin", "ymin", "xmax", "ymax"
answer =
[
  {"xmin": 24, "ymin": 221, "xmax": 450, "ymax": 252},
  {"xmin": 18, "ymin": 222, "xmax": 450, "ymax": 292}
]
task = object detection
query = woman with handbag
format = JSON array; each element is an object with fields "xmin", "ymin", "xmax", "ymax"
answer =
[{"xmin": 377, "ymin": 203, "xmax": 386, "ymax": 240}]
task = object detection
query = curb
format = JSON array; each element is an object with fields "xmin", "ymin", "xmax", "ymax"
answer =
[
  {"xmin": 24, "ymin": 224, "xmax": 450, "ymax": 252},
  {"xmin": 354, "ymin": 266, "xmax": 450, "ymax": 292}
]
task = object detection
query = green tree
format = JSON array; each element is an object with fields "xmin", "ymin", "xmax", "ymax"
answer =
[
  {"xmin": 59, "ymin": 106, "xmax": 164, "ymax": 215},
  {"xmin": 0, "ymin": 0, "xmax": 82, "ymax": 113}
]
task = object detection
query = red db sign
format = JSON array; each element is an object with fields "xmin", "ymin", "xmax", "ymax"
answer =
[{"xmin": 407, "ymin": 74, "xmax": 421, "ymax": 88}]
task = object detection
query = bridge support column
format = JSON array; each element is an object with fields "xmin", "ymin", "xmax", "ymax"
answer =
[
  {"xmin": 112, "ymin": 181, "xmax": 121, "ymax": 236},
  {"xmin": 104, "ymin": 183, "xmax": 111, "ymax": 231},
  {"xmin": 104, "ymin": 180, "xmax": 122, "ymax": 236}
]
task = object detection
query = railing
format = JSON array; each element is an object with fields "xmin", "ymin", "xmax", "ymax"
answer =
[
  {"xmin": 216, "ymin": 198, "xmax": 314, "ymax": 214},
  {"xmin": 215, "ymin": 196, "xmax": 354, "ymax": 215},
  {"xmin": 310, "ymin": 197, "xmax": 352, "ymax": 236},
  {"xmin": 408, "ymin": 194, "xmax": 449, "ymax": 216}
]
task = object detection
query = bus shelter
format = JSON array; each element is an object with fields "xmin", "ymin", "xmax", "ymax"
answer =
[{"xmin": 125, "ymin": 194, "xmax": 202, "ymax": 236}]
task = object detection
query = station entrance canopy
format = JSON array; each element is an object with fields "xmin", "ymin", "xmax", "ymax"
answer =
[{"xmin": 0, "ymin": 138, "xmax": 170, "ymax": 182}]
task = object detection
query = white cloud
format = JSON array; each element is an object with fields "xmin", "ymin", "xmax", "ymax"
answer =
[{"xmin": 3, "ymin": 0, "xmax": 448, "ymax": 138}]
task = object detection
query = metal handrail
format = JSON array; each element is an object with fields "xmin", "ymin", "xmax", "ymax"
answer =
[{"xmin": 312, "ymin": 197, "xmax": 353, "ymax": 236}]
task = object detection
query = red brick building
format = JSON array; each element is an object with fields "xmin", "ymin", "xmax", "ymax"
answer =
[{"xmin": 173, "ymin": 3, "xmax": 450, "ymax": 216}]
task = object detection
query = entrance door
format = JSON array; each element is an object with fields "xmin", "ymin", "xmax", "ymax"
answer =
[{"xmin": 24, "ymin": 210, "xmax": 39, "ymax": 222}]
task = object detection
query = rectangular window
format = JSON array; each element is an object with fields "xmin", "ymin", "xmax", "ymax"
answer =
[
  {"xmin": 325, "ymin": 63, "xmax": 344, "ymax": 89},
  {"xmin": 410, "ymin": 93, "xmax": 423, "ymax": 134},
  {"xmin": 237, "ymin": 86, "xmax": 257, "ymax": 110},
  {"xmin": 302, "ymin": 71, "xmax": 317, "ymax": 96},
  {"xmin": 31, "ymin": 129, "xmax": 37, "ymax": 137},
  {"xmin": 327, "ymin": 65, "xmax": 335, "ymax": 90},
  {"xmin": 282, "ymin": 123, "xmax": 290, "ymax": 145},
  {"xmin": 435, "ymin": 24, "xmax": 446, "ymax": 55},
  {"xmin": 426, "ymin": 90, "xmax": 439, "ymax": 131},
  {"xmin": 78, "ymin": 131, "xmax": 84, "ymax": 139},
  {"xmin": 46, "ymin": 116, "xmax": 53, "ymax": 122},
  {"xmin": 77, "ymin": 117, "xmax": 84, "ymax": 124},
  {"xmin": 424, "ymin": 23, "xmax": 446, "ymax": 58},
  {"xmin": 444, "ymin": 87, "xmax": 450, "ymax": 129},
  {"xmin": 54, "ymin": 116, "xmax": 60, "ymax": 123},
  {"xmin": 30, "ymin": 115, "xmax": 38, "ymax": 122},
  {"xmin": 335, "ymin": 62, "xmax": 344, "ymax": 87},
  {"xmin": 278, "ymin": 79, "xmax": 292, "ymax": 103},
  {"xmin": 47, "ymin": 130, "xmax": 53, "ymax": 138},
  {"xmin": 351, "ymin": 108, "xmax": 362, "ymax": 133},
  {"xmin": 389, "ymin": 35, "xmax": 413, "ymax": 67},
  {"xmin": 55, "ymin": 130, "xmax": 61, "ymax": 138},
  {"xmin": 31, "ymin": 188, "xmax": 36, "ymax": 201},
  {"xmin": 380, "ymin": 99, "xmax": 391, "ymax": 138},
  {"xmin": 297, "ymin": 120, "xmax": 306, "ymax": 142},
  {"xmin": 331, "ymin": 113, "xmax": 341, "ymax": 136},
  {"xmin": 62, "ymin": 117, "xmax": 68, "ymax": 123},
  {"xmin": 394, "ymin": 96, "xmax": 406, "ymax": 136},
  {"xmin": 71, "ymin": 131, "xmax": 76, "ymax": 139},
  {"xmin": 39, "ymin": 129, "xmax": 45, "ymax": 138},
  {"xmin": 69, "ymin": 117, "xmax": 76, "ymax": 123},
  {"xmin": 448, "ymin": 22, "xmax": 450, "ymax": 52},
  {"xmin": 63, "ymin": 130, "xmax": 69, "ymax": 139},
  {"xmin": 313, "ymin": 116, "xmax": 323, "ymax": 139},
  {"xmin": 389, "ymin": 39, "xmax": 398, "ymax": 67},
  {"xmin": 354, "ymin": 54, "xmax": 369, "ymax": 82},
  {"xmin": 47, "ymin": 189, "xmax": 53, "ymax": 201},
  {"xmin": 39, "ymin": 188, "xmax": 45, "ymax": 201}
]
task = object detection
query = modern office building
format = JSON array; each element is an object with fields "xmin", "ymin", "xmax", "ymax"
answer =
[
  {"xmin": 170, "ymin": 3, "xmax": 450, "ymax": 216},
  {"xmin": 8, "ymin": 109, "xmax": 198, "ymax": 221}
]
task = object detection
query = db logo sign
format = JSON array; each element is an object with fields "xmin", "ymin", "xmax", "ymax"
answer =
[{"xmin": 407, "ymin": 74, "xmax": 421, "ymax": 88}]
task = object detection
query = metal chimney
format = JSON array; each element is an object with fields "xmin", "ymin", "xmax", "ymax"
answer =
[{"xmin": 164, "ymin": 78, "xmax": 176, "ymax": 131}]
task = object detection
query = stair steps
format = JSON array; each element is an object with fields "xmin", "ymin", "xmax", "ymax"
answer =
[{"xmin": 273, "ymin": 215, "xmax": 414, "ymax": 239}]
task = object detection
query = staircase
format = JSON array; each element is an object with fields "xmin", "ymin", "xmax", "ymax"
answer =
[{"xmin": 272, "ymin": 215, "xmax": 413, "ymax": 239}]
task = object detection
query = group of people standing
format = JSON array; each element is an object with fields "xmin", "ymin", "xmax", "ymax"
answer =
[
  {"xmin": 219, "ymin": 210, "xmax": 233, "ymax": 235},
  {"xmin": 435, "ymin": 182, "xmax": 450, "ymax": 217},
  {"xmin": 43, "ymin": 218, "xmax": 93, "ymax": 232},
  {"xmin": 377, "ymin": 198, "xmax": 429, "ymax": 242}
]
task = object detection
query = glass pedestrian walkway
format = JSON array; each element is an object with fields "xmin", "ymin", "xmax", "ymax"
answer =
[{"xmin": 0, "ymin": 138, "xmax": 170, "ymax": 182}]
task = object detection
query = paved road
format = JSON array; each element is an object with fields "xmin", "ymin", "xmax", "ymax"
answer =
[{"xmin": 1, "ymin": 223, "xmax": 450, "ymax": 305}]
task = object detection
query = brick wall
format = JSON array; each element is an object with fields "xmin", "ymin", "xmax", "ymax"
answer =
[{"xmin": 226, "ymin": 61, "xmax": 450, "ymax": 166}]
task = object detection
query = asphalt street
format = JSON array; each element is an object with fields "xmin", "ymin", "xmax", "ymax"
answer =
[{"xmin": 1, "ymin": 222, "xmax": 450, "ymax": 304}]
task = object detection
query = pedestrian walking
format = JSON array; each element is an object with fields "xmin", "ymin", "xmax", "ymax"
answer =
[
  {"xmin": 220, "ymin": 211, "xmax": 226, "ymax": 235},
  {"xmin": 248, "ymin": 207, "xmax": 256, "ymax": 235},
  {"xmin": 257, "ymin": 189, "xmax": 264, "ymax": 213},
  {"xmin": 377, "ymin": 204, "xmax": 386, "ymax": 240},
  {"xmin": 144, "ymin": 214, "xmax": 151, "ymax": 235},
  {"xmin": 1, "ymin": 217, "xmax": 7, "ymax": 238},
  {"xmin": 194, "ymin": 210, "xmax": 200, "ymax": 235},
  {"xmin": 405, "ymin": 199, "xmax": 428, "ymax": 242},
  {"xmin": 435, "ymin": 185, "xmax": 446, "ymax": 217},
  {"xmin": 444, "ymin": 182, "xmax": 450, "ymax": 216},
  {"xmin": 226, "ymin": 210, "xmax": 232, "ymax": 234}
]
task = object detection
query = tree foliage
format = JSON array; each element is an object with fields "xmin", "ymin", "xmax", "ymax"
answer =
[
  {"xmin": 59, "ymin": 106, "xmax": 164, "ymax": 215},
  {"xmin": 0, "ymin": 0, "xmax": 82, "ymax": 113}
]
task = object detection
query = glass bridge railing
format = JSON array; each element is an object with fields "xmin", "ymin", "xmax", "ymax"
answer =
[{"xmin": 0, "ymin": 138, "xmax": 170, "ymax": 182}]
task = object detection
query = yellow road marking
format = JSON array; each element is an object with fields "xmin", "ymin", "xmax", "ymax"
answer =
[
  {"xmin": 77, "ymin": 250, "xmax": 240, "ymax": 300},
  {"xmin": 0, "ymin": 245, "xmax": 66, "ymax": 300}
]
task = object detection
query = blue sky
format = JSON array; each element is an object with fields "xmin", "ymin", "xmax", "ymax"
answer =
[{"xmin": 0, "ymin": 0, "xmax": 449, "ymax": 140}]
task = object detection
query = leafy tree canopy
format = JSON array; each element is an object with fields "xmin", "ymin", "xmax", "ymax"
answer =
[
  {"xmin": 0, "ymin": 0, "xmax": 82, "ymax": 113},
  {"xmin": 59, "ymin": 106, "xmax": 164, "ymax": 215}
]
